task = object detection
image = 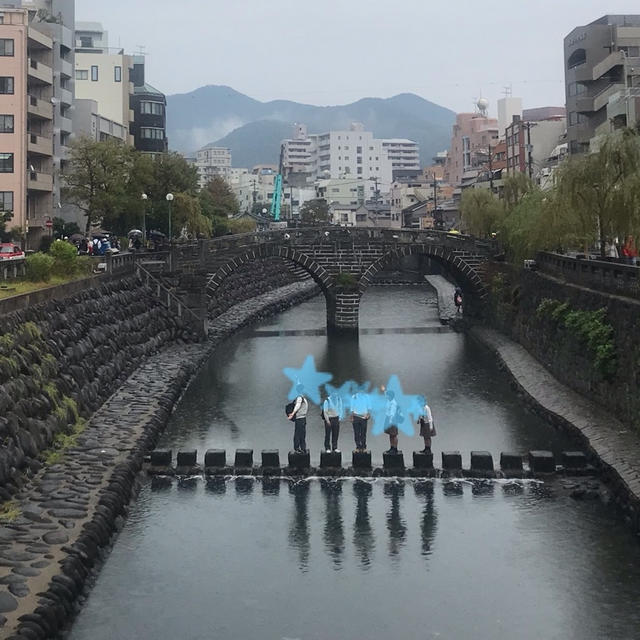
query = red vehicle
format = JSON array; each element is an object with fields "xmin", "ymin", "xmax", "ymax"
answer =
[{"xmin": 0, "ymin": 243, "xmax": 25, "ymax": 261}]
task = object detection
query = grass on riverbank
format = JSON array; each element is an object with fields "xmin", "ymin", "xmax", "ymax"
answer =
[
  {"xmin": 0, "ymin": 500, "xmax": 21, "ymax": 523},
  {"xmin": 0, "ymin": 275, "xmax": 91, "ymax": 300},
  {"xmin": 42, "ymin": 417, "xmax": 88, "ymax": 466}
]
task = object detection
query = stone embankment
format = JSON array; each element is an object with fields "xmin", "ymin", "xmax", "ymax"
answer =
[
  {"xmin": 0, "ymin": 280, "xmax": 318, "ymax": 638},
  {"xmin": 424, "ymin": 275, "xmax": 458, "ymax": 323}
]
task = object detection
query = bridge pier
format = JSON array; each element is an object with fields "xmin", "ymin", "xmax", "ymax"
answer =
[{"xmin": 326, "ymin": 289, "xmax": 361, "ymax": 335}]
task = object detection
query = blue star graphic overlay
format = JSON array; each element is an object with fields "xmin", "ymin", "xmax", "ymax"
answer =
[
  {"xmin": 371, "ymin": 375, "xmax": 422, "ymax": 436},
  {"xmin": 325, "ymin": 381, "xmax": 358, "ymax": 420},
  {"xmin": 283, "ymin": 355, "xmax": 332, "ymax": 405}
]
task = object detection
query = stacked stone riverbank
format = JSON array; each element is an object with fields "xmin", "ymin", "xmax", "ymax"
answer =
[{"xmin": 0, "ymin": 280, "xmax": 318, "ymax": 638}]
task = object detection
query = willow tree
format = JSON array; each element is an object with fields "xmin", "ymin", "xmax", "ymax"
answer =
[
  {"xmin": 553, "ymin": 129, "xmax": 640, "ymax": 256},
  {"xmin": 460, "ymin": 188, "xmax": 504, "ymax": 237}
]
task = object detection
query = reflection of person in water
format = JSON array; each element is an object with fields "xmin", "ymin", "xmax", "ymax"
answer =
[
  {"xmin": 288, "ymin": 480, "xmax": 311, "ymax": 572},
  {"xmin": 385, "ymin": 481, "xmax": 407, "ymax": 559},
  {"xmin": 414, "ymin": 481, "xmax": 438, "ymax": 558},
  {"xmin": 353, "ymin": 480, "xmax": 375, "ymax": 569},
  {"xmin": 321, "ymin": 479, "xmax": 344, "ymax": 568}
]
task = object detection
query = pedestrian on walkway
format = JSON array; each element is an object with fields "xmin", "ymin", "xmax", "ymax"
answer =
[
  {"xmin": 383, "ymin": 388, "xmax": 400, "ymax": 454},
  {"xmin": 350, "ymin": 386, "xmax": 371, "ymax": 452},
  {"xmin": 417, "ymin": 396, "xmax": 436, "ymax": 454},
  {"xmin": 454, "ymin": 288, "xmax": 463, "ymax": 313},
  {"xmin": 322, "ymin": 389, "xmax": 343, "ymax": 453},
  {"xmin": 287, "ymin": 384, "xmax": 309, "ymax": 453}
]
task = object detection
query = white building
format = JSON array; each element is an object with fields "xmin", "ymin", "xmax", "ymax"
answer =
[
  {"xmin": 196, "ymin": 145, "xmax": 232, "ymax": 188},
  {"xmin": 280, "ymin": 122, "xmax": 419, "ymax": 192},
  {"xmin": 74, "ymin": 22, "xmax": 133, "ymax": 140}
]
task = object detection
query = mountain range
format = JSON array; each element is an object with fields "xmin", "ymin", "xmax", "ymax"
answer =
[{"xmin": 166, "ymin": 86, "xmax": 455, "ymax": 168}]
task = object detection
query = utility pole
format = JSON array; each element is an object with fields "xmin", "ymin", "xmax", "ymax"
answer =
[
  {"xmin": 372, "ymin": 176, "xmax": 380, "ymax": 204},
  {"xmin": 525, "ymin": 122, "xmax": 533, "ymax": 180},
  {"xmin": 252, "ymin": 178, "xmax": 257, "ymax": 209},
  {"xmin": 487, "ymin": 143, "xmax": 494, "ymax": 193}
]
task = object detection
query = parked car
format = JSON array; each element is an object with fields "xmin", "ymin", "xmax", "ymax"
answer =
[{"xmin": 0, "ymin": 243, "xmax": 25, "ymax": 261}]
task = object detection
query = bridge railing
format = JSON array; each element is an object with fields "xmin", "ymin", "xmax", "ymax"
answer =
[
  {"xmin": 186, "ymin": 226, "xmax": 497, "ymax": 270},
  {"xmin": 537, "ymin": 251, "xmax": 640, "ymax": 299}
]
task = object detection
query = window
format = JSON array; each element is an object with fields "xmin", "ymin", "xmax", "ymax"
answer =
[
  {"xmin": 569, "ymin": 111, "xmax": 586, "ymax": 126},
  {"xmin": 140, "ymin": 101, "xmax": 164, "ymax": 115},
  {"xmin": 567, "ymin": 48, "xmax": 586, "ymax": 70},
  {"xmin": 91, "ymin": 65, "xmax": 98, "ymax": 81},
  {"xmin": 0, "ymin": 153, "xmax": 13, "ymax": 173},
  {"xmin": 75, "ymin": 69, "xmax": 88, "ymax": 80},
  {"xmin": 568, "ymin": 82, "xmax": 586, "ymax": 97},
  {"xmin": 140, "ymin": 127, "xmax": 165, "ymax": 140},
  {"xmin": 0, "ymin": 115, "xmax": 13, "ymax": 133},
  {"xmin": 80, "ymin": 36, "xmax": 93, "ymax": 48},
  {"xmin": 114, "ymin": 66, "xmax": 122, "ymax": 82},
  {"xmin": 0, "ymin": 191, "xmax": 12, "ymax": 212},
  {"xmin": 0, "ymin": 77, "xmax": 14, "ymax": 94},
  {"xmin": 0, "ymin": 39, "xmax": 14, "ymax": 56}
]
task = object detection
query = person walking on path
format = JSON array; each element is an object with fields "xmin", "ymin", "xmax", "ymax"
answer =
[
  {"xmin": 288, "ymin": 384, "xmax": 309, "ymax": 453},
  {"xmin": 454, "ymin": 288, "xmax": 463, "ymax": 313},
  {"xmin": 417, "ymin": 397, "xmax": 436, "ymax": 454},
  {"xmin": 350, "ymin": 387, "xmax": 371, "ymax": 452},
  {"xmin": 322, "ymin": 390, "xmax": 343, "ymax": 453},
  {"xmin": 383, "ymin": 388, "xmax": 400, "ymax": 455}
]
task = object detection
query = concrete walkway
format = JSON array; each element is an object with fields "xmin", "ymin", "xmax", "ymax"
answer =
[
  {"xmin": 424, "ymin": 275, "xmax": 459, "ymax": 323},
  {"xmin": 470, "ymin": 327, "xmax": 640, "ymax": 513}
]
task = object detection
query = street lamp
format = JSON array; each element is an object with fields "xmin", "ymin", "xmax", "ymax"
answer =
[
  {"xmin": 141, "ymin": 193, "xmax": 147, "ymax": 244},
  {"xmin": 166, "ymin": 193, "xmax": 174, "ymax": 270}
]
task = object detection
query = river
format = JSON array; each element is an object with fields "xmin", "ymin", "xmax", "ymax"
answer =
[{"xmin": 68, "ymin": 286, "xmax": 640, "ymax": 640}]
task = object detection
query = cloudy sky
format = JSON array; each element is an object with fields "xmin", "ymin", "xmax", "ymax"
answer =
[{"xmin": 77, "ymin": 0, "xmax": 640, "ymax": 114}]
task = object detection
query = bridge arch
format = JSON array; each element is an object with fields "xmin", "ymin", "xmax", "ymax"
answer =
[
  {"xmin": 358, "ymin": 243, "xmax": 487, "ymax": 299},
  {"xmin": 206, "ymin": 243, "xmax": 333, "ymax": 298}
]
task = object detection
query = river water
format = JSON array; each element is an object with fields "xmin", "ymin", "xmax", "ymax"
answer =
[{"xmin": 69, "ymin": 287, "xmax": 640, "ymax": 640}]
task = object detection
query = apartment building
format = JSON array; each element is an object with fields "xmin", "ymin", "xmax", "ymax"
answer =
[
  {"xmin": 0, "ymin": 7, "xmax": 55, "ymax": 245},
  {"xmin": 444, "ymin": 112, "xmax": 499, "ymax": 187},
  {"xmin": 505, "ymin": 112, "xmax": 566, "ymax": 180},
  {"xmin": 74, "ymin": 22, "xmax": 133, "ymax": 143},
  {"xmin": 564, "ymin": 14, "xmax": 640, "ymax": 153},
  {"xmin": 72, "ymin": 98, "xmax": 128, "ymax": 142},
  {"xmin": 130, "ymin": 54, "xmax": 167, "ymax": 154},
  {"xmin": 280, "ymin": 122, "xmax": 419, "ymax": 190},
  {"xmin": 195, "ymin": 145, "xmax": 231, "ymax": 189}
]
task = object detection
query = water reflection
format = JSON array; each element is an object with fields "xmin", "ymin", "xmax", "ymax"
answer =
[
  {"xmin": 384, "ymin": 481, "xmax": 407, "ymax": 559},
  {"xmin": 414, "ymin": 481, "xmax": 437, "ymax": 558},
  {"xmin": 288, "ymin": 480, "xmax": 311, "ymax": 572},
  {"xmin": 320, "ymin": 479, "xmax": 344, "ymax": 568},
  {"xmin": 205, "ymin": 476, "xmax": 227, "ymax": 495},
  {"xmin": 352, "ymin": 480, "xmax": 375, "ymax": 569}
]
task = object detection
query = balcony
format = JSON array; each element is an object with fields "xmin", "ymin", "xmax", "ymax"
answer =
[
  {"xmin": 59, "ymin": 58, "xmax": 73, "ymax": 79},
  {"xmin": 576, "ymin": 83, "xmax": 625, "ymax": 113},
  {"xmin": 58, "ymin": 116, "xmax": 73, "ymax": 134},
  {"xmin": 27, "ymin": 95, "xmax": 53, "ymax": 120},
  {"xmin": 59, "ymin": 87, "xmax": 72, "ymax": 107},
  {"xmin": 27, "ymin": 171, "xmax": 53, "ymax": 192},
  {"xmin": 28, "ymin": 133, "xmax": 53, "ymax": 157},
  {"xmin": 27, "ymin": 27, "xmax": 53, "ymax": 50},
  {"xmin": 27, "ymin": 58, "xmax": 53, "ymax": 85}
]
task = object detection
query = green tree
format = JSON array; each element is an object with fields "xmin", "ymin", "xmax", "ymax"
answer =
[
  {"xmin": 552, "ymin": 129, "xmax": 640, "ymax": 256},
  {"xmin": 299, "ymin": 198, "xmax": 330, "ymax": 224},
  {"xmin": 172, "ymin": 193, "xmax": 212, "ymax": 238},
  {"xmin": 64, "ymin": 137, "xmax": 137, "ymax": 233},
  {"xmin": 460, "ymin": 188, "xmax": 504, "ymax": 237},
  {"xmin": 199, "ymin": 176, "xmax": 240, "ymax": 219},
  {"xmin": 52, "ymin": 217, "xmax": 81, "ymax": 240}
]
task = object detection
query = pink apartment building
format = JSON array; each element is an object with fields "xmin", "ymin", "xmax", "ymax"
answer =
[
  {"xmin": 444, "ymin": 113, "xmax": 499, "ymax": 187},
  {"xmin": 0, "ymin": 7, "xmax": 54, "ymax": 247}
]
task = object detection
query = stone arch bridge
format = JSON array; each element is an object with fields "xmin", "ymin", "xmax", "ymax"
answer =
[{"xmin": 172, "ymin": 227, "xmax": 497, "ymax": 334}]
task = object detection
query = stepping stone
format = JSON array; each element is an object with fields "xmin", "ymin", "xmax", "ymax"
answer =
[
  {"xmin": 561, "ymin": 451, "xmax": 587, "ymax": 469},
  {"xmin": 442, "ymin": 451, "xmax": 462, "ymax": 470},
  {"xmin": 500, "ymin": 452, "xmax": 523, "ymax": 471},
  {"xmin": 352, "ymin": 450, "xmax": 372, "ymax": 469},
  {"xmin": 383, "ymin": 451, "xmax": 405, "ymax": 470},
  {"xmin": 320, "ymin": 451, "xmax": 342, "ymax": 468},
  {"xmin": 261, "ymin": 450, "xmax": 280, "ymax": 468},
  {"xmin": 234, "ymin": 449, "xmax": 253, "ymax": 468},
  {"xmin": 150, "ymin": 450, "xmax": 172, "ymax": 466},
  {"xmin": 529, "ymin": 450, "xmax": 556, "ymax": 473},
  {"xmin": 288, "ymin": 450, "xmax": 310, "ymax": 470},
  {"xmin": 204, "ymin": 449, "xmax": 226, "ymax": 468},
  {"xmin": 413, "ymin": 451, "xmax": 434, "ymax": 469},
  {"xmin": 470, "ymin": 451, "xmax": 494, "ymax": 472},
  {"xmin": 176, "ymin": 450, "xmax": 197, "ymax": 467}
]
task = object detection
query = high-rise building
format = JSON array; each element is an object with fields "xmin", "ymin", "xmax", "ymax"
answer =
[
  {"xmin": 195, "ymin": 145, "xmax": 231, "ymax": 188},
  {"xmin": 564, "ymin": 14, "xmax": 640, "ymax": 154},
  {"xmin": 498, "ymin": 96, "xmax": 522, "ymax": 135}
]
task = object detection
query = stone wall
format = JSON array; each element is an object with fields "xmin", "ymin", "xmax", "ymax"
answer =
[
  {"xmin": 484, "ymin": 263, "xmax": 640, "ymax": 428},
  {"xmin": 0, "ymin": 277, "xmax": 193, "ymax": 498}
]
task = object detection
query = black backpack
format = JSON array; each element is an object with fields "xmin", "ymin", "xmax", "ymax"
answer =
[{"xmin": 285, "ymin": 401, "xmax": 296, "ymax": 420}]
